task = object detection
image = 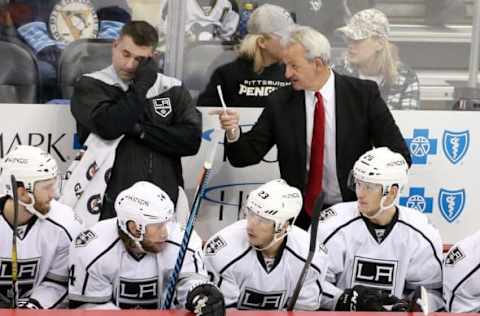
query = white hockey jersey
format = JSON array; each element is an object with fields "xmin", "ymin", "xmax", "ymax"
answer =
[
  {"xmin": 68, "ymin": 219, "xmax": 208, "ymax": 309},
  {"xmin": 0, "ymin": 197, "xmax": 84, "ymax": 308},
  {"xmin": 444, "ymin": 230, "xmax": 480, "ymax": 312},
  {"xmin": 204, "ymin": 220, "xmax": 329, "ymax": 310},
  {"xmin": 316, "ymin": 202, "xmax": 443, "ymax": 311}
]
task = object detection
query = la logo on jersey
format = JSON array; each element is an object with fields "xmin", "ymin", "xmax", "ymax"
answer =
[
  {"xmin": 0, "ymin": 258, "xmax": 40, "ymax": 301},
  {"xmin": 75, "ymin": 229, "xmax": 97, "ymax": 247},
  {"xmin": 153, "ymin": 98, "xmax": 172, "ymax": 118},
  {"xmin": 319, "ymin": 208, "xmax": 336, "ymax": 222},
  {"xmin": 205, "ymin": 236, "xmax": 227, "ymax": 256},
  {"xmin": 445, "ymin": 246, "xmax": 465, "ymax": 266},
  {"xmin": 352, "ymin": 257, "xmax": 397, "ymax": 293},
  {"xmin": 116, "ymin": 277, "xmax": 159, "ymax": 309},
  {"xmin": 238, "ymin": 287, "xmax": 286, "ymax": 310}
]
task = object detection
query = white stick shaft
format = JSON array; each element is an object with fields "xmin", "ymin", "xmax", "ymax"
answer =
[
  {"xmin": 216, "ymin": 85, "xmax": 228, "ymax": 112},
  {"xmin": 205, "ymin": 130, "xmax": 221, "ymax": 169}
]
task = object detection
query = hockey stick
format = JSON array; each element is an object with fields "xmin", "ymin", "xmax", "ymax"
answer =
[
  {"xmin": 419, "ymin": 286, "xmax": 429, "ymax": 315},
  {"xmin": 287, "ymin": 192, "xmax": 325, "ymax": 311},
  {"xmin": 161, "ymin": 131, "xmax": 221, "ymax": 309},
  {"xmin": 10, "ymin": 175, "xmax": 19, "ymax": 308}
]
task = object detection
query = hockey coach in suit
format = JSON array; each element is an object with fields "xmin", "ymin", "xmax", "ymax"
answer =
[{"xmin": 211, "ymin": 25, "xmax": 411, "ymax": 230}]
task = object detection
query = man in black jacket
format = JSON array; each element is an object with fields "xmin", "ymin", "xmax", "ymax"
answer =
[
  {"xmin": 71, "ymin": 21, "xmax": 202, "ymax": 219},
  {"xmin": 211, "ymin": 25, "xmax": 410, "ymax": 230}
]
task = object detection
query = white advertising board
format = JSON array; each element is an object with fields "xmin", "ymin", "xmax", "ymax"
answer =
[
  {"xmin": 0, "ymin": 104, "xmax": 477, "ymax": 244},
  {"xmin": 184, "ymin": 109, "xmax": 479, "ymax": 244}
]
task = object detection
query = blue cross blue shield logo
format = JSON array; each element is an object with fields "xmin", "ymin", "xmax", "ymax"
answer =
[
  {"xmin": 202, "ymin": 129, "xmax": 215, "ymax": 141},
  {"xmin": 399, "ymin": 187, "xmax": 433, "ymax": 213},
  {"xmin": 405, "ymin": 129, "xmax": 437, "ymax": 165},
  {"xmin": 442, "ymin": 130, "xmax": 469, "ymax": 164},
  {"xmin": 438, "ymin": 188, "xmax": 465, "ymax": 223}
]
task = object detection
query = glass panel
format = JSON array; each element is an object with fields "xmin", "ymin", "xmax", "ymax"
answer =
[
  {"xmin": 181, "ymin": 0, "xmax": 477, "ymax": 111},
  {"xmin": 0, "ymin": 0, "xmax": 477, "ymax": 111}
]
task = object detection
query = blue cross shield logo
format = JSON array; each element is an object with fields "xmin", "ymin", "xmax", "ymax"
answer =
[
  {"xmin": 405, "ymin": 129, "xmax": 437, "ymax": 165},
  {"xmin": 442, "ymin": 130, "xmax": 469, "ymax": 164},
  {"xmin": 399, "ymin": 187, "xmax": 433, "ymax": 213},
  {"xmin": 438, "ymin": 189, "xmax": 465, "ymax": 223}
]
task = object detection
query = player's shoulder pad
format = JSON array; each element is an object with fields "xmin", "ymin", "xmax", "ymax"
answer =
[
  {"xmin": 287, "ymin": 227, "xmax": 311, "ymax": 255},
  {"xmin": 318, "ymin": 207, "xmax": 338, "ymax": 223},
  {"xmin": 146, "ymin": 73, "xmax": 183, "ymax": 99},
  {"xmin": 74, "ymin": 228, "xmax": 98, "ymax": 248},
  {"xmin": 319, "ymin": 202, "xmax": 358, "ymax": 226},
  {"xmin": 398, "ymin": 205, "xmax": 429, "ymax": 224},
  {"xmin": 204, "ymin": 220, "xmax": 249, "ymax": 264},
  {"xmin": 204, "ymin": 234, "xmax": 229, "ymax": 257},
  {"xmin": 445, "ymin": 230, "xmax": 480, "ymax": 267},
  {"xmin": 315, "ymin": 202, "xmax": 361, "ymax": 244},
  {"xmin": 444, "ymin": 245, "xmax": 466, "ymax": 266},
  {"xmin": 287, "ymin": 227, "xmax": 329, "ymax": 271},
  {"xmin": 398, "ymin": 205, "xmax": 442, "ymax": 246},
  {"xmin": 398, "ymin": 205, "xmax": 438, "ymax": 234},
  {"xmin": 289, "ymin": 226, "xmax": 328, "ymax": 256},
  {"xmin": 48, "ymin": 200, "xmax": 85, "ymax": 240},
  {"xmin": 70, "ymin": 219, "xmax": 119, "ymax": 264}
]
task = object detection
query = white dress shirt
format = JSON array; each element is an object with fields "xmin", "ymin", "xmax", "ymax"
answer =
[{"xmin": 305, "ymin": 69, "xmax": 342, "ymax": 205}]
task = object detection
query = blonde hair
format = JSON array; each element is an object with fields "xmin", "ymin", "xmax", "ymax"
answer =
[
  {"xmin": 363, "ymin": 38, "xmax": 399, "ymax": 86},
  {"xmin": 378, "ymin": 40, "xmax": 399, "ymax": 85},
  {"xmin": 237, "ymin": 33, "xmax": 273, "ymax": 74}
]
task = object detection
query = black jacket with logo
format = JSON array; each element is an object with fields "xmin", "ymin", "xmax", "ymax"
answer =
[
  {"xmin": 71, "ymin": 65, "xmax": 202, "ymax": 218},
  {"xmin": 197, "ymin": 57, "xmax": 290, "ymax": 108}
]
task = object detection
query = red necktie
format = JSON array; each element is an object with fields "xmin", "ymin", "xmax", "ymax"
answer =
[{"xmin": 305, "ymin": 92, "xmax": 325, "ymax": 216}]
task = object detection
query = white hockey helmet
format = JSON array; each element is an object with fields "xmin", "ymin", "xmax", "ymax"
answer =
[
  {"xmin": 115, "ymin": 181, "xmax": 174, "ymax": 243},
  {"xmin": 350, "ymin": 147, "xmax": 408, "ymax": 194},
  {"xmin": 0, "ymin": 145, "xmax": 58, "ymax": 196},
  {"xmin": 245, "ymin": 179, "xmax": 302, "ymax": 232}
]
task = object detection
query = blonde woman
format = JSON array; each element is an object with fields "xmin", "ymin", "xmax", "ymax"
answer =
[
  {"xmin": 197, "ymin": 4, "xmax": 293, "ymax": 107},
  {"xmin": 334, "ymin": 8, "xmax": 420, "ymax": 110}
]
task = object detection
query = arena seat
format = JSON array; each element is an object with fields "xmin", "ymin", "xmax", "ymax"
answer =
[
  {"xmin": 58, "ymin": 39, "xmax": 114, "ymax": 99},
  {"xmin": 182, "ymin": 42, "xmax": 236, "ymax": 103},
  {"xmin": 0, "ymin": 37, "xmax": 39, "ymax": 103}
]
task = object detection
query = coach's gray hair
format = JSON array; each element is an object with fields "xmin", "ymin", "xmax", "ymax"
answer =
[{"xmin": 286, "ymin": 25, "xmax": 331, "ymax": 65}]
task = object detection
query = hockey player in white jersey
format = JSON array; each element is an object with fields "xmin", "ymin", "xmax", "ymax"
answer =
[
  {"xmin": 316, "ymin": 147, "xmax": 443, "ymax": 312},
  {"xmin": 204, "ymin": 179, "xmax": 329, "ymax": 310},
  {"xmin": 68, "ymin": 181, "xmax": 225, "ymax": 315},
  {"xmin": 444, "ymin": 230, "xmax": 480, "ymax": 312},
  {"xmin": 0, "ymin": 145, "xmax": 84, "ymax": 309}
]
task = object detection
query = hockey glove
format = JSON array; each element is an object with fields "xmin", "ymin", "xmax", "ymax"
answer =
[
  {"xmin": 125, "ymin": 122, "xmax": 145, "ymax": 139},
  {"xmin": 133, "ymin": 57, "xmax": 158, "ymax": 97},
  {"xmin": 186, "ymin": 283, "xmax": 225, "ymax": 316},
  {"xmin": 391, "ymin": 288, "xmax": 424, "ymax": 312},
  {"xmin": 335, "ymin": 285, "xmax": 397, "ymax": 311}
]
